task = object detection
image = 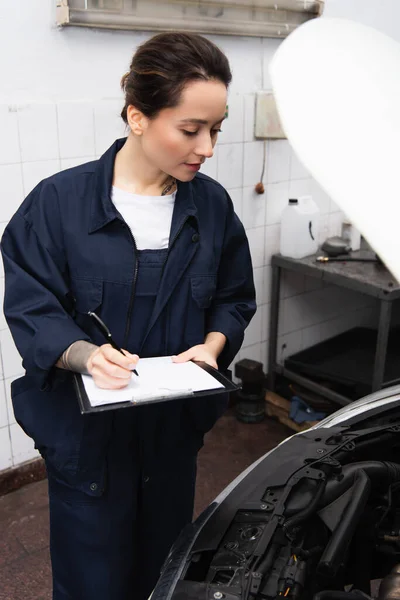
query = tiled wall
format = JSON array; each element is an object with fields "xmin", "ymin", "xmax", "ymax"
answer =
[
  {"xmin": 0, "ymin": 96, "xmax": 378, "ymax": 471},
  {"xmin": 224, "ymin": 134, "xmax": 378, "ymax": 377}
]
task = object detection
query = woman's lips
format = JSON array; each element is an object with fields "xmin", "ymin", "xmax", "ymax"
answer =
[{"xmin": 184, "ymin": 163, "xmax": 201, "ymax": 172}]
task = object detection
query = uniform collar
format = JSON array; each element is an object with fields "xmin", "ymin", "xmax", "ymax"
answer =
[
  {"xmin": 88, "ymin": 137, "xmax": 198, "ymax": 234},
  {"xmin": 88, "ymin": 138, "xmax": 125, "ymax": 234}
]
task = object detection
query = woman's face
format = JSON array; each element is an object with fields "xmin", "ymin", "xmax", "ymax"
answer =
[{"xmin": 131, "ymin": 79, "xmax": 227, "ymax": 181}]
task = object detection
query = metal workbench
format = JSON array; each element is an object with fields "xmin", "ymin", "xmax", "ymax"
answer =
[{"xmin": 267, "ymin": 251, "xmax": 400, "ymax": 407}]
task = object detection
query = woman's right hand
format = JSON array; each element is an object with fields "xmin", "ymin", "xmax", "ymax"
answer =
[{"xmin": 86, "ymin": 344, "xmax": 139, "ymax": 389}]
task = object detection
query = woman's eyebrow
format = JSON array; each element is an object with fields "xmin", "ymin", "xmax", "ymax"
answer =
[
  {"xmin": 179, "ymin": 117, "xmax": 226, "ymax": 125},
  {"xmin": 180, "ymin": 118, "xmax": 208, "ymax": 125}
]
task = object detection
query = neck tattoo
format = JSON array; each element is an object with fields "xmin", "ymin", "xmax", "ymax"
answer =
[{"xmin": 161, "ymin": 176, "xmax": 176, "ymax": 196}]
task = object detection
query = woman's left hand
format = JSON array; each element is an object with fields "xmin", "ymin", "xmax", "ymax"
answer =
[
  {"xmin": 172, "ymin": 333, "xmax": 227, "ymax": 369},
  {"xmin": 172, "ymin": 344, "xmax": 219, "ymax": 369}
]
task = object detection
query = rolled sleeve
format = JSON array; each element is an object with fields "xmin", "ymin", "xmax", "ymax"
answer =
[{"xmin": 1, "ymin": 212, "xmax": 90, "ymax": 386}]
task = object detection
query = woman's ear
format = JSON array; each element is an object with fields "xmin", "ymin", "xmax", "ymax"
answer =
[{"xmin": 126, "ymin": 105, "xmax": 147, "ymax": 136}]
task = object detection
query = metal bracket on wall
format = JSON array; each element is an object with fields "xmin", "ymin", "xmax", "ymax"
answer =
[
  {"xmin": 55, "ymin": 0, "xmax": 324, "ymax": 38},
  {"xmin": 56, "ymin": 0, "xmax": 70, "ymax": 26}
]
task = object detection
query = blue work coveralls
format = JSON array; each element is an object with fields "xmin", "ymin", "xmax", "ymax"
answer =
[{"xmin": 1, "ymin": 138, "xmax": 256, "ymax": 599}]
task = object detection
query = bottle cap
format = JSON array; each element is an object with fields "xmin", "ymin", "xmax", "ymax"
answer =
[{"xmin": 289, "ymin": 198, "xmax": 298, "ymax": 204}]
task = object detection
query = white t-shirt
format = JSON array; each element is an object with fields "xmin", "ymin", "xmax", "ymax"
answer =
[{"xmin": 111, "ymin": 186, "xmax": 176, "ymax": 250}]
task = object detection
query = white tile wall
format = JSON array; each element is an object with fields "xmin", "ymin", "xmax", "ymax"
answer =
[
  {"xmin": 319, "ymin": 214, "xmax": 330, "ymax": 245},
  {"xmin": 0, "ymin": 223, "xmax": 6, "ymax": 278},
  {"xmin": 9, "ymin": 423, "xmax": 39, "ymax": 464},
  {"xmin": 94, "ymin": 99, "xmax": 126, "ymax": 156},
  {"xmin": 22, "ymin": 159, "xmax": 61, "ymax": 196},
  {"xmin": 243, "ymin": 306, "xmax": 263, "ymax": 347},
  {"xmin": 0, "ymin": 380, "xmax": 8, "ymax": 428},
  {"xmin": 217, "ymin": 143, "xmax": 244, "ymax": 189},
  {"xmin": 57, "ymin": 102, "xmax": 96, "ymax": 159},
  {"xmin": 221, "ymin": 92, "xmax": 244, "ymax": 144},
  {"xmin": 260, "ymin": 304, "xmax": 270, "ymax": 342},
  {"xmin": 227, "ymin": 188, "xmax": 243, "ymax": 221},
  {"xmin": 288, "ymin": 177, "xmax": 313, "ymax": 199},
  {"xmin": 242, "ymin": 186, "xmax": 265, "ymax": 229},
  {"xmin": 264, "ymin": 224, "xmax": 280, "ymax": 265},
  {"xmin": 18, "ymin": 104, "xmax": 59, "ymax": 162},
  {"xmin": 0, "ymin": 277, "xmax": 6, "ymax": 331},
  {"xmin": 290, "ymin": 149, "xmax": 310, "ymax": 181},
  {"xmin": 0, "ymin": 107, "xmax": 20, "ymax": 165},
  {"xmin": 0, "ymin": 84, "xmax": 378, "ymax": 472},
  {"xmin": 0, "ymin": 164, "xmax": 24, "ymax": 222},
  {"xmin": 261, "ymin": 37, "xmax": 283, "ymax": 91},
  {"xmin": 311, "ymin": 179, "xmax": 331, "ymax": 215},
  {"xmin": 253, "ymin": 266, "xmax": 270, "ymax": 306},
  {"xmin": 5, "ymin": 377, "xmax": 16, "ymax": 426},
  {"xmin": 329, "ymin": 211, "xmax": 345, "ymax": 237},
  {"xmin": 267, "ymin": 140, "xmax": 291, "ymax": 183},
  {"xmin": 235, "ymin": 144, "xmax": 376, "ymax": 380},
  {"xmin": 241, "ymin": 342, "xmax": 262, "ymax": 364},
  {"xmin": 0, "ymin": 426, "xmax": 12, "ymax": 471},
  {"xmin": 247, "ymin": 227, "xmax": 265, "ymax": 269},
  {"xmin": 243, "ymin": 95, "xmax": 256, "ymax": 142},
  {"xmin": 265, "ymin": 182, "xmax": 290, "ymax": 226},
  {"xmin": 215, "ymin": 36, "xmax": 263, "ymax": 94},
  {"xmin": 201, "ymin": 150, "xmax": 218, "ymax": 180},
  {"xmin": 60, "ymin": 156, "xmax": 96, "ymax": 170},
  {"xmin": 1, "ymin": 329, "xmax": 23, "ymax": 379},
  {"xmin": 243, "ymin": 141, "xmax": 265, "ymax": 187}
]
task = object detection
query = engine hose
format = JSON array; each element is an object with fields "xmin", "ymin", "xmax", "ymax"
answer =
[
  {"xmin": 334, "ymin": 432, "xmax": 395, "ymax": 462},
  {"xmin": 254, "ymin": 542, "xmax": 279, "ymax": 579},
  {"xmin": 317, "ymin": 469, "xmax": 371, "ymax": 578},
  {"xmin": 284, "ymin": 478, "xmax": 327, "ymax": 534},
  {"xmin": 285, "ymin": 461, "xmax": 400, "ymax": 515},
  {"xmin": 321, "ymin": 461, "xmax": 400, "ymax": 507}
]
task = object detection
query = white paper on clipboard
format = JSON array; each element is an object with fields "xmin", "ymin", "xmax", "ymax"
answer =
[{"xmin": 81, "ymin": 356, "xmax": 224, "ymax": 407}]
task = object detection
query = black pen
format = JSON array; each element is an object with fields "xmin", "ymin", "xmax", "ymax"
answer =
[{"xmin": 87, "ymin": 311, "xmax": 139, "ymax": 376}]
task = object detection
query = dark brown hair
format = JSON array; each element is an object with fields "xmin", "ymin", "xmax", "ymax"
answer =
[{"xmin": 121, "ymin": 32, "xmax": 232, "ymax": 122}]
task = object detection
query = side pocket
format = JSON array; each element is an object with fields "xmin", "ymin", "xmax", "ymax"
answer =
[
  {"xmin": 11, "ymin": 375, "xmax": 44, "ymax": 442},
  {"xmin": 185, "ymin": 276, "xmax": 217, "ymax": 346},
  {"xmin": 11, "ymin": 373, "xmax": 83, "ymax": 472}
]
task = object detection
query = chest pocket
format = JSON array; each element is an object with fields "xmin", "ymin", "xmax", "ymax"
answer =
[
  {"xmin": 69, "ymin": 278, "xmax": 104, "ymax": 342},
  {"xmin": 191, "ymin": 276, "xmax": 217, "ymax": 309},
  {"xmin": 70, "ymin": 278, "xmax": 103, "ymax": 314},
  {"xmin": 184, "ymin": 275, "xmax": 217, "ymax": 346}
]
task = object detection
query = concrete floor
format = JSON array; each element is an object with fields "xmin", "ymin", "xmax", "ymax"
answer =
[{"xmin": 0, "ymin": 410, "xmax": 290, "ymax": 600}]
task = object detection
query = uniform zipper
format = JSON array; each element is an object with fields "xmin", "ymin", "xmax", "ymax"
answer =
[{"xmin": 121, "ymin": 220, "xmax": 139, "ymax": 349}]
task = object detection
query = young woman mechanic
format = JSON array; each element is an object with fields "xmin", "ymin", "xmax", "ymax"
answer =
[{"xmin": 1, "ymin": 33, "xmax": 256, "ymax": 600}]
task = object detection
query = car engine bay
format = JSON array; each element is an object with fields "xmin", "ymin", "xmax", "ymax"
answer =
[{"xmin": 154, "ymin": 397, "xmax": 400, "ymax": 600}]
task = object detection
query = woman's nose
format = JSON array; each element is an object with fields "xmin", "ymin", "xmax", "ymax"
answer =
[{"xmin": 195, "ymin": 136, "xmax": 214, "ymax": 159}]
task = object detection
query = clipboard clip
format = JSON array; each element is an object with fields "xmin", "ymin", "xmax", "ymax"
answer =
[{"xmin": 131, "ymin": 387, "xmax": 194, "ymax": 404}]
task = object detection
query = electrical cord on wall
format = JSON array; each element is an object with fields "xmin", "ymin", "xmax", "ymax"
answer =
[{"xmin": 255, "ymin": 140, "xmax": 267, "ymax": 194}]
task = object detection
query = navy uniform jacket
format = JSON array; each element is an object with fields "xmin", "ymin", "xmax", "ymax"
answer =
[{"xmin": 1, "ymin": 138, "xmax": 256, "ymax": 495}]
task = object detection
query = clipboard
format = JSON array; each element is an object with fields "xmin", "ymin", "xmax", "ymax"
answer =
[{"xmin": 73, "ymin": 360, "xmax": 239, "ymax": 414}]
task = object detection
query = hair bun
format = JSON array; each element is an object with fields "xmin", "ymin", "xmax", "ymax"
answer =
[
  {"xmin": 120, "ymin": 71, "xmax": 130, "ymax": 90},
  {"xmin": 120, "ymin": 32, "xmax": 231, "ymax": 124}
]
